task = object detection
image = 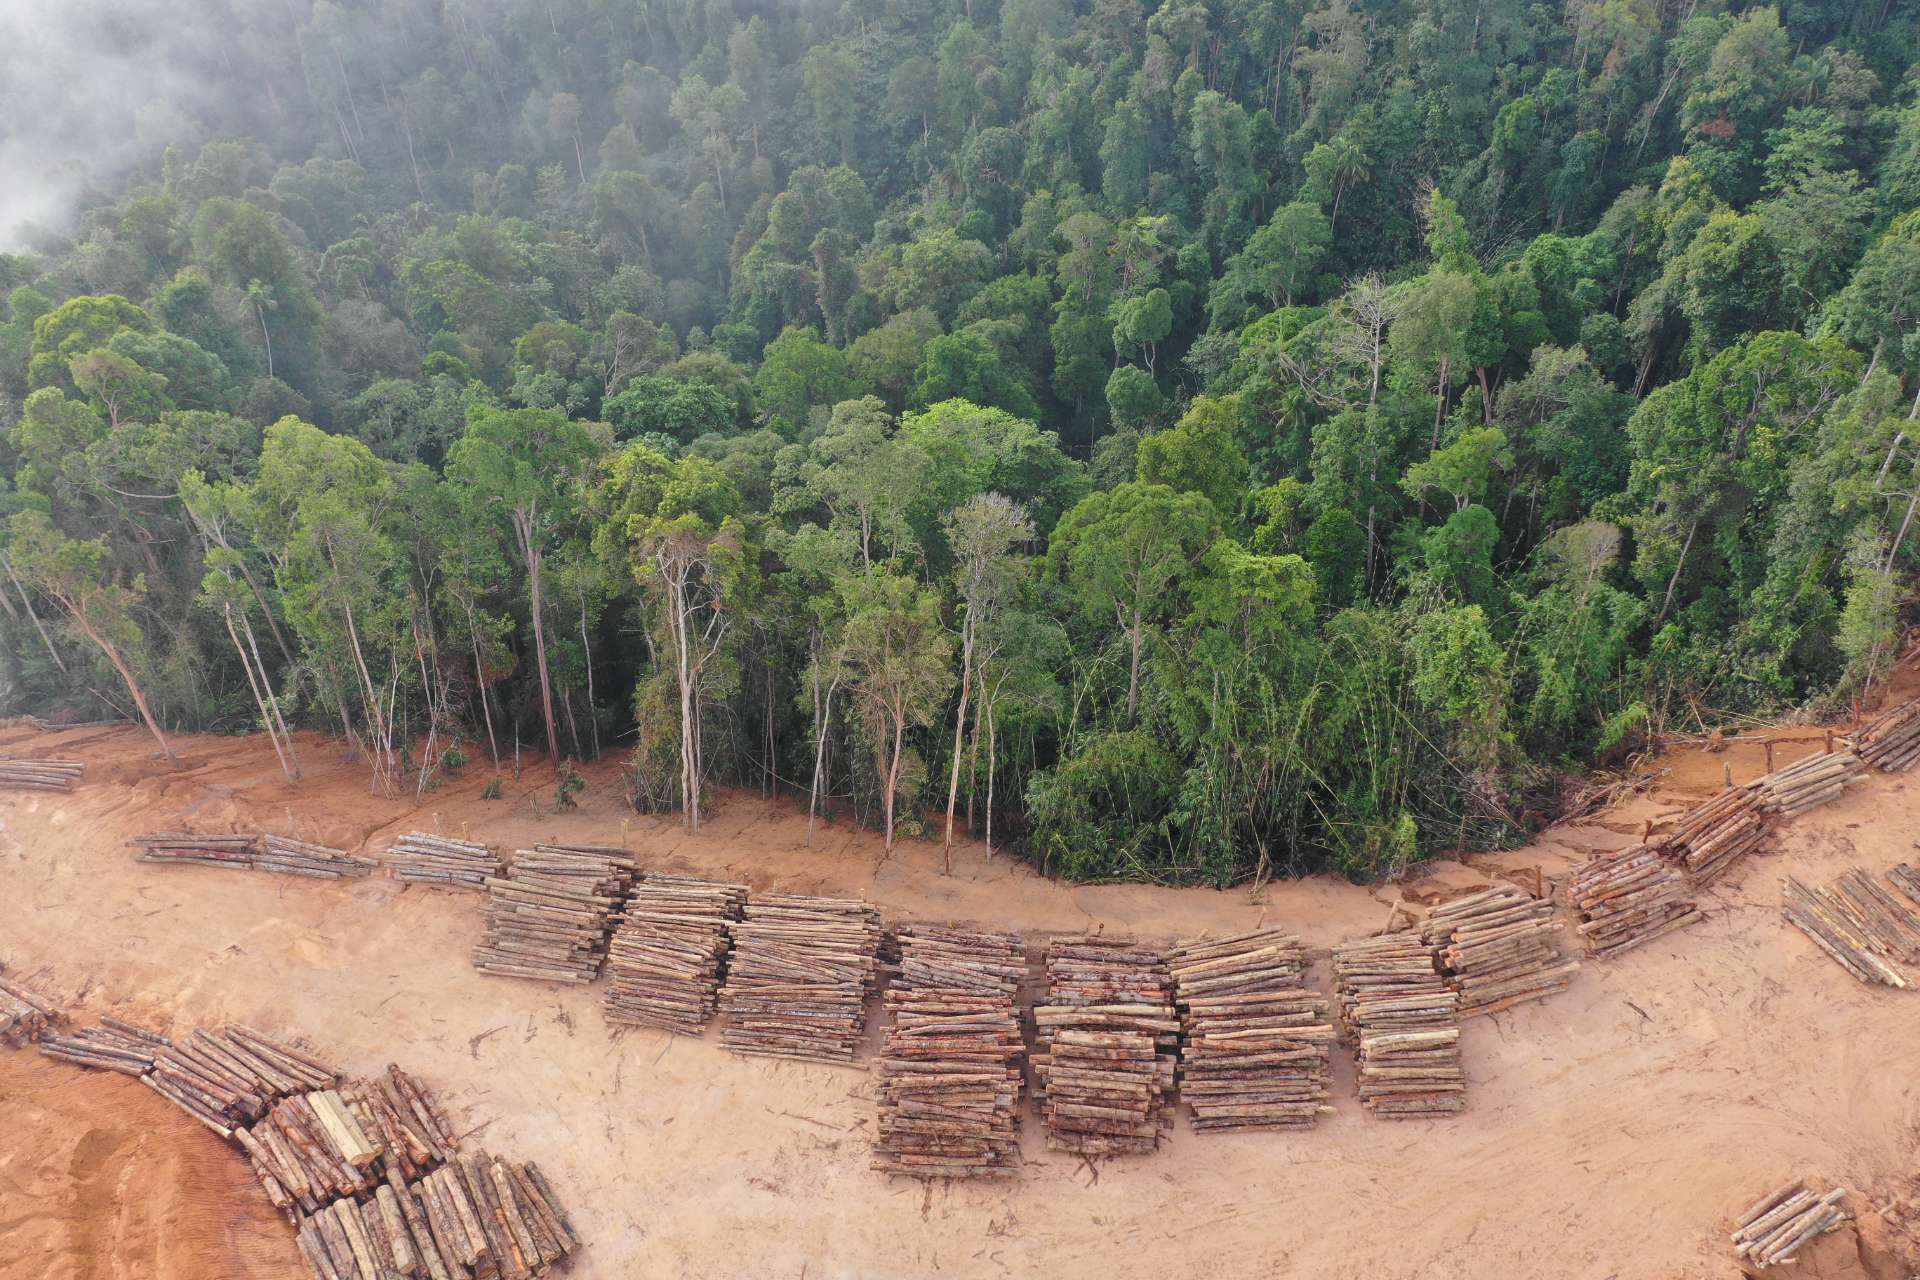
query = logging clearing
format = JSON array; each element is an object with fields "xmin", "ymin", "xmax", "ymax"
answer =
[{"xmin": 3, "ymin": 712, "xmax": 1919, "ymax": 1278}]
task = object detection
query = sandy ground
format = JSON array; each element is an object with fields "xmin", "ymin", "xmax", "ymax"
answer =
[{"xmin": 1, "ymin": 720, "xmax": 1916, "ymax": 1280}]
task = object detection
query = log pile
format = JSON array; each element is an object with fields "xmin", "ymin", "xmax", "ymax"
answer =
[
  {"xmin": 242, "ymin": 1087, "xmax": 386, "ymax": 1206},
  {"xmin": 1568, "ymin": 845, "xmax": 1701, "ymax": 957},
  {"xmin": 1780, "ymin": 870, "xmax": 1917, "ymax": 988},
  {"xmin": 1750, "ymin": 751, "xmax": 1866, "ymax": 819},
  {"xmin": 603, "ymin": 874, "xmax": 747, "ymax": 1033},
  {"xmin": 132, "ymin": 831, "xmax": 378, "ymax": 879},
  {"xmin": 1, "ymin": 963, "xmax": 580, "ymax": 1279},
  {"xmin": 144, "ymin": 1024, "xmax": 342, "ymax": 1137},
  {"xmin": 355, "ymin": 1065, "xmax": 459, "ymax": 1181},
  {"xmin": 39, "ymin": 1016, "xmax": 169, "ymax": 1074},
  {"xmin": 1421, "ymin": 887, "xmax": 1578, "ymax": 1015},
  {"xmin": 1031, "ymin": 937, "xmax": 1178, "ymax": 1155},
  {"xmin": 1846, "ymin": 697, "xmax": 1920, "ymax": 771},
  {"xmin": 132, "ymin": 831, "xmax": 261, "ymax": 869},
  {"xmin": 1656, "ymin": 788, "xmax": 1768, "ymax": 884},
  {"xmin": 870, "ymin": 925, "xmax": 1026, "ymax": 1178},
  {"xmin": 472, "ymin": 846, "xmax": 637, "ymax": 983},
  {"xmin": 1168, "ymin": 929, "xmax": 1334, "ymax": 1132},
  {"xmin": 1730, "ymin": 1180, "xmax": 1851, "ymax": 1270},
  {"xmin": 294, "ymin": 1152, "xmax": 577, "ymax": 1280},
  {"xmin": 0, "ymin": 967, "xmax": 62, "ymax": 1045},
  {"xmin": 258, "ymin": 835, "xmax": 378, "ymax": 879},
  {"xmin": 718, "ymin": 893, "xmax": 883, "ymax": 1062},
  {"xmin": 1331, "ymin": 933, "xmax": 1465, "ymax": 1118},
  {"xmin": 240, "ymin": 1065, "xmax": 453, "ymax": 1215},
  {"xmin": 1889, "ymin": 863, "xmax": 1920, "ymax": 906},
  {"xmin": 0, "ymin": 755, "xmax": 85, "ymax": 792},
  {"xmin": 384, "ymin": 832, "xmax": 501, "ymax": 889}
]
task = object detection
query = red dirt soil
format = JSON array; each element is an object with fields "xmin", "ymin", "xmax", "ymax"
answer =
[{"xmin": 2, "ymin": 718, "xmax": 1919, "ymax": 1279}]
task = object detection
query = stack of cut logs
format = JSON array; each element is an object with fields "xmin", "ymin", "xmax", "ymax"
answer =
[
  {"xmin": 1750, "ymin": 751, "xmax": 1866, "ymax": 819},
  {"xmin": 1731, "ymin": 1180, "xmax": 1851, "ymax": 1270},
  {"xmin": 383, "ymin": 832, "xmax": 501, "ymax": 889},
  {"xmin": 1331, "ymin": 933, "xmax": 1465, "ymax": 1118},
  {"xmin": 2, "ymin": 965, "xmax": 579, "ymax": 1279},
  {"xmin": 243, "ymin": 1086, "xmax": 386, "ymax": 1206},
  {"xmin": 1889, "ymin": 863, "xmax": 1920, "ymax": 905},
  {"xmin": 225, "ymin": 1051, "xmax": 581, "ymax": 1278},
  {"xmin": 1780, "ymin": 867, "xmax": 1920, "ymax": 988},
  {"xmin": 870, "ymin": 925, "xmax": 1026, "ymax": 1178},
  {"xmin": 0, "ymin": 755, "xmax": 85, "ymax": 791},
  {"xmin": 1422, "ymin": 887, "xmax": 1578, "ymax": 1015},
  {"xmin": 1169, "ymin": 929, "xmax": 1334, "ymax": 1132},
  {"xmin": 144, "ymin": 1024, "xmax": 341, "ymax": 1137},
  {"xmin": 257, "ymin": 835, "xmax": 378, "ymax": 879},
  {"xmin": 1031, "ymin": 937, "xmax": 1179, "ymax": 1154},
  {"xmin": 1847, "ymin": 697, "xmax": 1920, "ymax": 771},
  {"xmin": 295, "ymin": 1150, "xmax": 577, "ymax": 1280},
  {"xmin": 133, "ymin": 831, "xmax": 261, "ymax": 870},
  {"xmin": 1656, "ymin": 787, "xmax": 1768, "ymax": 884},
  {"xmin": 719, "ymin": 893, "xmax": 883, "ymax": 1062},
  {"xmin": 0, "ymin": 966, "xmax": 61, "ymax": 1045},
  {"xmin": 472, "ymin": 845, "xmax": 637, "ymax": 983},
  {"xmin": 134, "ymin": 832, "xmax": 378, "ymax": 879},
  {"xmin": 1568, "ymin": 845, "xmax": 1701, "ymax": 956},
  {"xmin": 240, "ymin": 1065, "xmax": 452, "ymax": 1213},
  {"xmin": 603, "ymin": 874, "xmax": 747, "ymax": 1033},
  {"xmin": 39, "ymin": 1016, "xmax": 168, "ymax": 1074}
]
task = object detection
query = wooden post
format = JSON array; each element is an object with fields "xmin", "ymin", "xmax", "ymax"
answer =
[
  {"xmin": 1765, "ymin": 741, "xmax": 1775, "ymax": 772},
  {"xmin": 1724, "ymin": 762, "xmax": 1733, "ymax": 789}
]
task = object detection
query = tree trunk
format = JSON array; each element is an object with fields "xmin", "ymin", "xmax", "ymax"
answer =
[
  {"xmin": 340, "ymin": 596, "xmax": 391, "ymax": 791},
  {"xmin": 225, "ymin": 604, "xmax": 295, "ymax": 782},
  {"xmin": 807, "ymin": 669, "xmax": 838, "ymax": 848},
  {"xmin": 402, "ymin": 118, "xmax": 426, "ymax": 201},
  {"xmin": 667, "ymin": 564, "xmax": 701, "ymax": 830},
  {"xmin": 763, "ymin": 656, "xmax": 775, "ymax": 797},
  {"xmin": 563, "ymin": 684, "xmax": 583, "ymax": 758},
  {"xmin": 1125, "ymin": 621, "xmax": 1143, "ymax": 725},
  {"xmin": 232, "ymin": 553, "xmax": 295, "ymax": 666},
  {"xmin": 256, "ymin": 301, "xmax": 275, "ymax": 379},
  {"xmin": 883, "ymin": 705, "xmax": 906, "ymax": 852},
  {"xmin": 984, "ymin": 700, "xmax": 997, "ymax": 856},
  {"xmin": 240, "ymin": 612, "xmax": 297, "ymax": 777},
  {"xmin": 516, "ymin": 512, "xmax": 562, "ymax": 762},
  {"xmin": 579, "ymin": 598, "xmax": 600, "ymax": 759},
  {"xmin": 1887, "ymin": 492, "xmax": 1919, "ymax": 575},
  {"xmin": 966, "ymin": 694, "xmax": 981, "ymax": 833},
  {"xmin": 941, "ymin": 615, "xmax": 975, "ymax": 872},
  {"xmin": 1652, "ymin": 517, "xmax": 1700, "ymax": 629},
  {"xmin": 414, "ymin": 621, "xmax": 440, "ymax": 800},
  {"xmin": 3, "ymin": 553, "xmax": 67, "ymax": 673},
  {"xmin": 70, "ymin": 609, "xmax": 174, "ymax": 760},
  {"xmin": 471, "ymin": 622, "xmax": 500, "ymax": 769}
]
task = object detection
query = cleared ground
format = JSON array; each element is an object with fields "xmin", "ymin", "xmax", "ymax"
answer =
[{"xmin": 1, "ymin": 722, "xmax": 1914, "ymax": 1279}]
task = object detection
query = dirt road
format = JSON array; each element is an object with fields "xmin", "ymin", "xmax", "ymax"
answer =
[{"xmin": 0, "ymin": 724, "xmax": 1913, "ymax": 1279}]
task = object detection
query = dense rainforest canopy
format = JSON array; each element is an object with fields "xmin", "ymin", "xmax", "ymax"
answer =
[{"xmin": 1, "ymin": 0, "xmax": 1917, "ymax": 883}]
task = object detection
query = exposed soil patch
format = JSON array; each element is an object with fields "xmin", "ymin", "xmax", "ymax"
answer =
[{"xmin": 2, "ymin": 723, "xmax": 1919, "ymax": 1278}]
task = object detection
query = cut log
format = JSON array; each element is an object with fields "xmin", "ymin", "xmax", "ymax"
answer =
[
  {"xmin": 603, "ymin": 873, "xmax": 747, "ymax": 1034},
  {"xmin": 717, "ymin": 893, "xmax": 882, "ymax": 1064},
  {"xmin": 1331, "ymin": 932, "xmax": 1465, "ymax": 1118}
]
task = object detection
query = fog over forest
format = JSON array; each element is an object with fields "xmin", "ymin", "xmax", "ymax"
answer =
[{"xmin": 0, "ymin": 0, "xmax": 1913, "ymax": 883}]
